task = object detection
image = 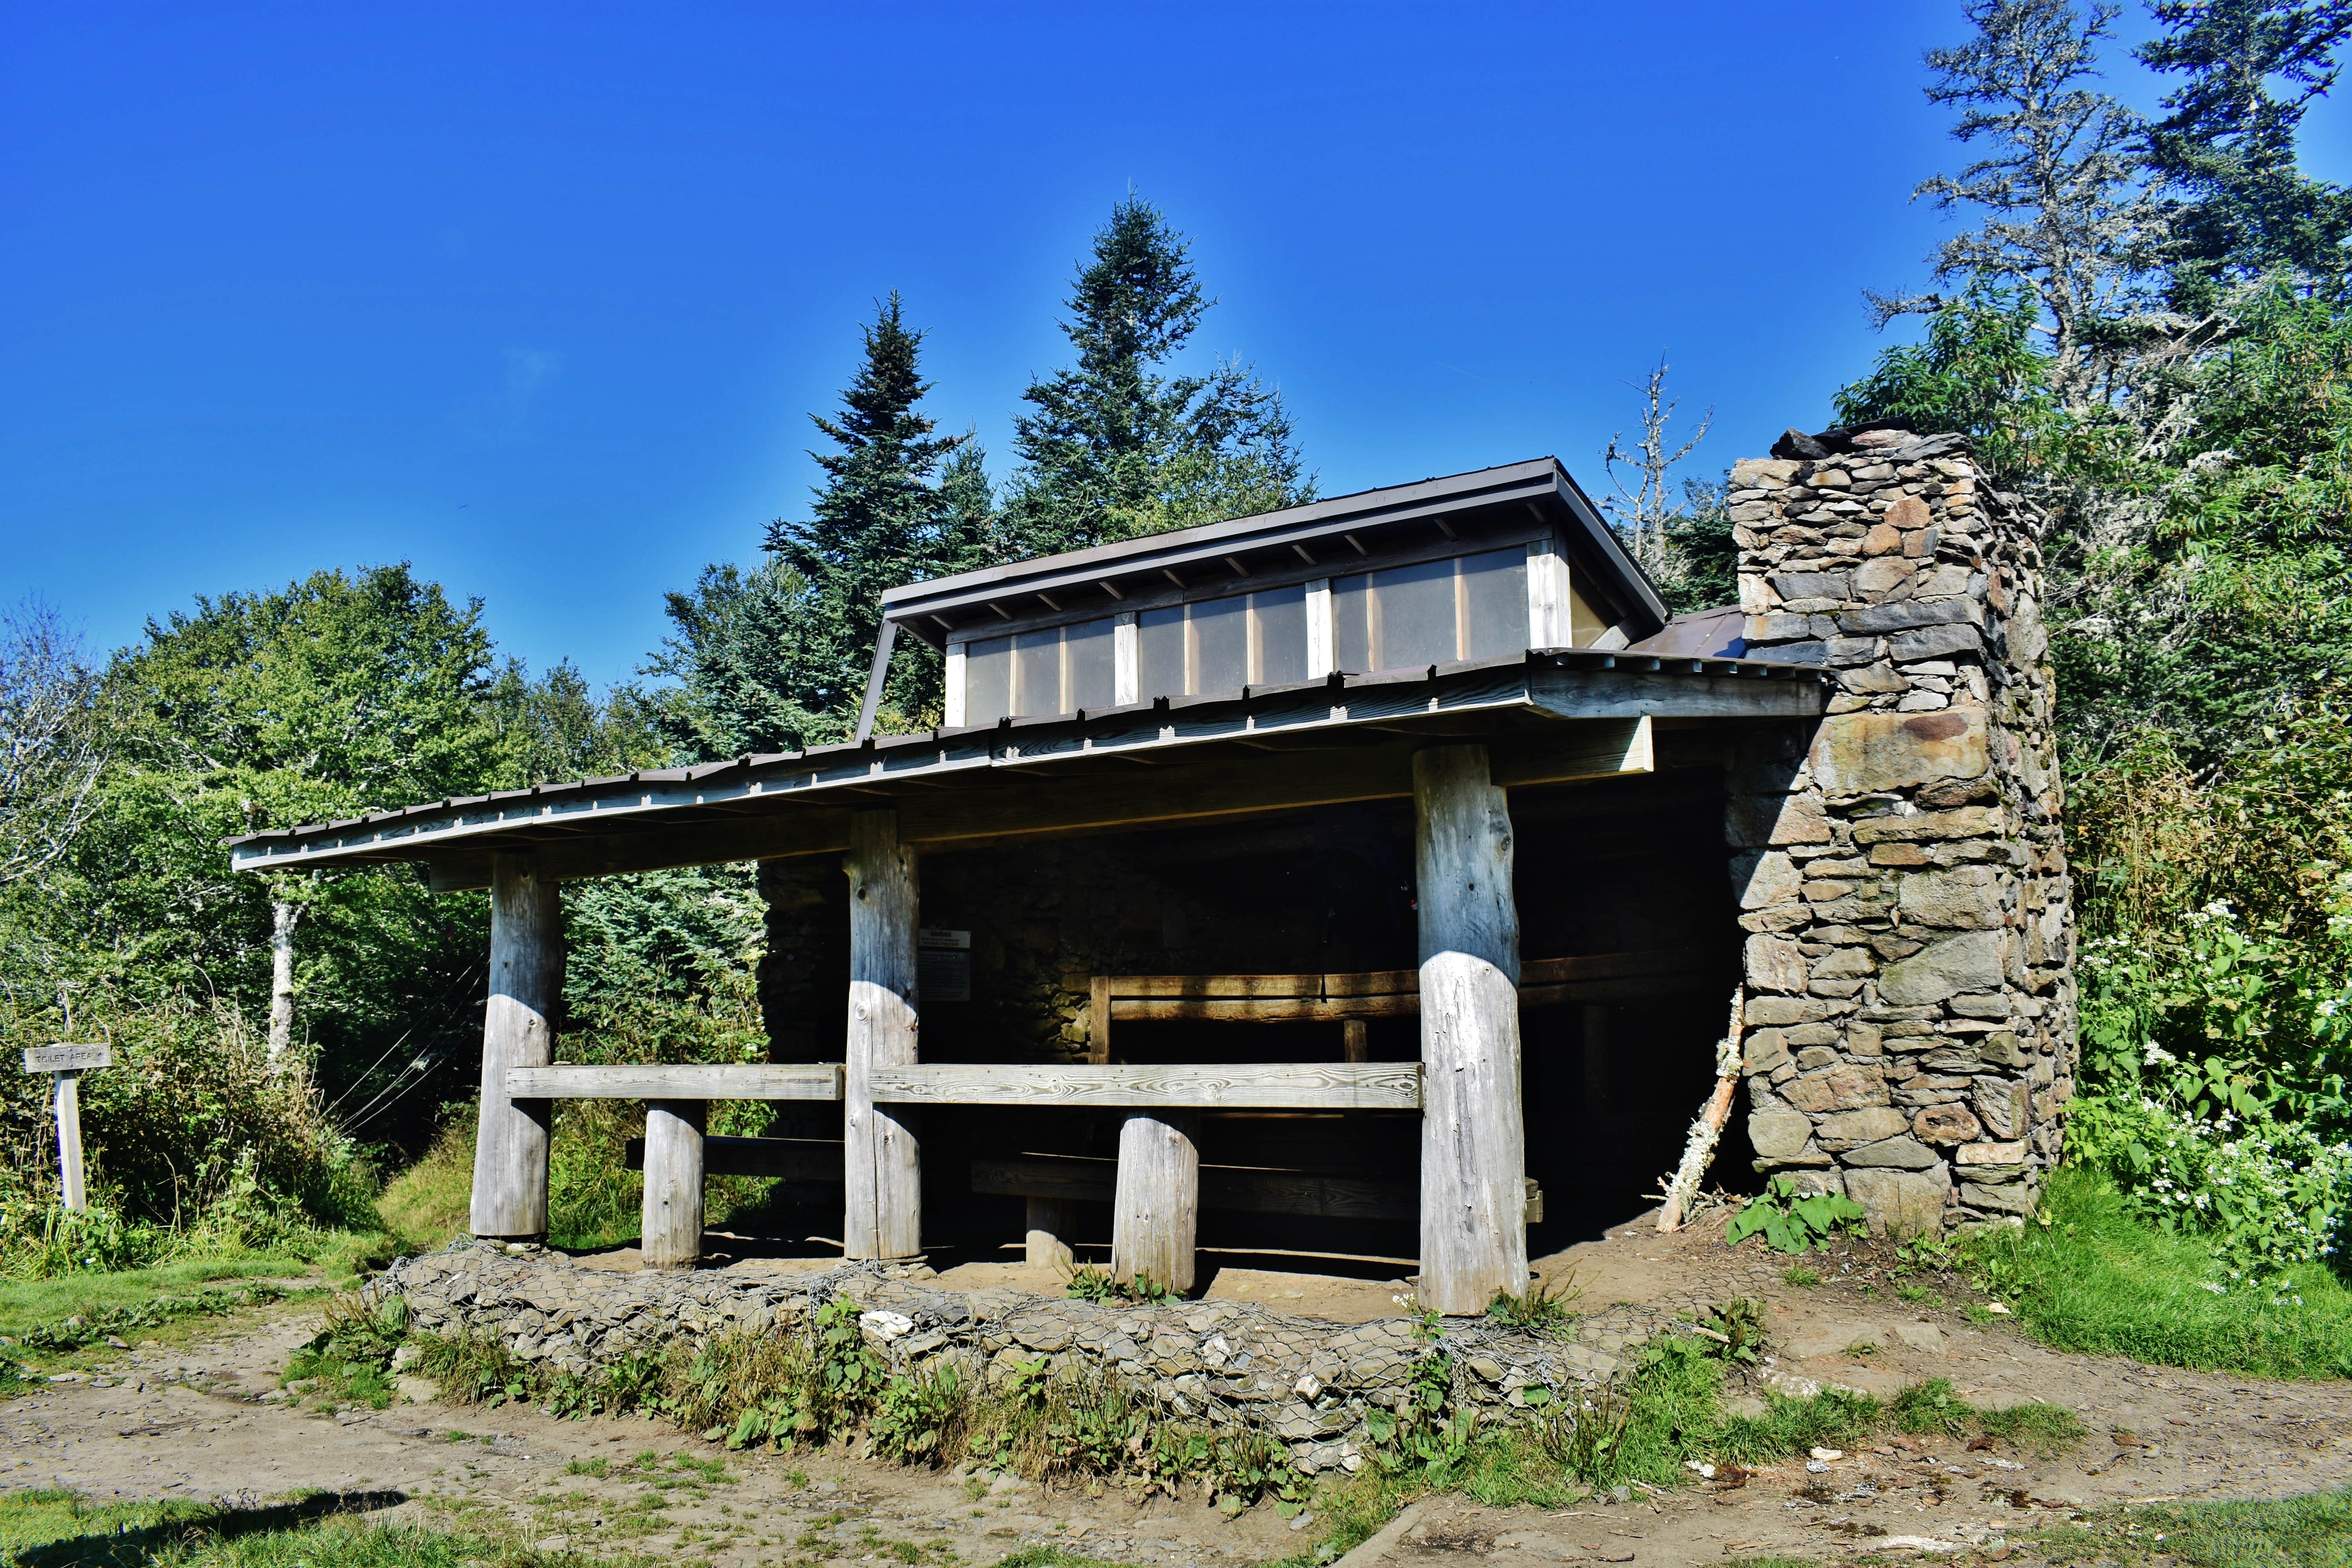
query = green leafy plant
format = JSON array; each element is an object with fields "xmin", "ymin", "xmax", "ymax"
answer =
[
  {"xmin": 1690, "ymin": 1297, "xmax": 1768, "ymax": 1366},
  {"xmin": 1486, "ymin": 1272, "xmax": 1581, "ymax": 1335},
  {"xmin": 870, "ymin": 1363, "xmax": 965, "ymax": 1464},
  {"xmin": 1061, "ymin": 1265, "xmax": 1178, "ymax": 1305},
  {"xmin": 1725, "ymin": 1175, "xmax": 1867, "ymax": 1254}
]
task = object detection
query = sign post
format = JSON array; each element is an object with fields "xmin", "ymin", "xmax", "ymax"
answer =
[{"xmin": 23, "ymin": 1043, "xmax": 110, "ymax": 1213}]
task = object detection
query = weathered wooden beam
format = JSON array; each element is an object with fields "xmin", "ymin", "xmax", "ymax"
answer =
[
  {"xmin": 472, "ymin": 853, "xmax": 561, "ymax": 1240},
  {"xmin": 868, "ymin": 1062, "xmax": 1422, "ymax": 1110},
  {"xmin": 1113, "ymin": 1112, "xmax": 1199, "ymax": 1292},
  {"xmin": 505, "ymin": 1063, "xmax": 844, "ymax": 1100},
  {"xmin": 624, "ymin": 1134, "xmax": 845, "ymax": 1181},
  {"xmin": 1414, "ymin": 744, "xmax": 1529, "ymax": 1316},
  {"xmin": 1081, "ymin": 946, "xmax": 1721, "ymax": 1002},
  {"xmin": 845, "ymin": 810, "xmax": 922, "ymax": 1261},
  {"xmin": 641, "ymin": 1100, "xmax": 705, "ymax": 1270}
]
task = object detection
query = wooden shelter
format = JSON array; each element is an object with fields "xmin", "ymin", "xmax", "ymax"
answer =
[{"xmin": 229, "ymin": 459, "xmax": 1827, "ymax": 1313}]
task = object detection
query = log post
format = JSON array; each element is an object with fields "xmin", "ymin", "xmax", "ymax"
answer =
[
  {"xmin": 471, "ymin": 852, "xmax": 562, "ymax": 1239},
  {"xmin": 1025, "ymin": 1196, "xmax": 1078, "ymax": 1270},
  {"xmin": 1341, "ymin": 1018, "xmax": 1370, "ymax": 1063},
  {"xmin": 1413, "ymin": 744, "xmax": 1528, "ymax": 1316},
  {"xmin": 641, "ymin": 1099, "xmax": 707, "ymax": 1268},
  {"xmin": 54, "ymin": 1071, "xmax": 86, "ymax": 1213},
  {"xmin": 1111, "ymin": 1112, "xmax": 1198, "ymax": 1292},
  {"xmin": 844, "ymin": 810, "xmax": 922, "ymax": 1259}
]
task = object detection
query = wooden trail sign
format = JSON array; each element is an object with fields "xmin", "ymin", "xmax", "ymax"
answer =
[{"xmin": 23, "ymin": 1042, "xmax": 109, "ymax": 1213}]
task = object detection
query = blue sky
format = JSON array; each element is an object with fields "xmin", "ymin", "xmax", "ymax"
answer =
[{"xmin": 5, "ymin": 2, "xmax": 2345, "ymax": 688}]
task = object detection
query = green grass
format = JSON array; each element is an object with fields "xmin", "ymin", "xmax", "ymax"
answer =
[
  {"xmin": 0, "ymin": 1259, "xmax": 338, "ymax": 1388},
  {"xmin": 0, "ymin": 1486, "xmax": 650, "ymax": 1566},
  {"xmin": 1967, "ymin": 1165, "xmax": 2352, "ymax": 1380},
  {"xmin": 2023, "ymin": 1486, "xmax": 2352, "ymax": 1566}
]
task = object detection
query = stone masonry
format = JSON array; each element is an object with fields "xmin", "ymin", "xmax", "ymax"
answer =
[
  {"xmin": 1723, "ymin": 427, "xmax": 2076, "ymax": 1236},
  {"xmin": 376, "ymin": 1242, "xmax": 1662, "ymax": 1474}
]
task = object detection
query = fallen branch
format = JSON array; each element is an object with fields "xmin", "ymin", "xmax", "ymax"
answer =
[{"xmin": 1655, "ymin": 984, "xmax": 1744, "ymax": 1232}]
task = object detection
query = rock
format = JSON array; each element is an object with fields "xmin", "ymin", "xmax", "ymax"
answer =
[
  {"xmin": 1975, "ymin": 1078, "xmax": 2030, "ymax": 1138},
  {"xmin": 1878, "ymin": 930, "xmax": 2006, "ymax": 1005},
  {"xmin": 1837, "ymin": 597, "xmax": 1984, "ymax": 636},
  {"xmin": 395, "ymin": 1375, "xmax": 439, "ymax": 1404},
  {"xmin": 1815, "ymin": 1106, "xmax": 1910, "ymax": 1147},
  {"xmin": 1863, "ymin": 521, "xmax": 1905, "ymax": 556},
  {"xmin": 1734, "ymin": 851, "xmax": 1802, "ymax": 910},
  {"xmin": 1748, "ymin": 1109, "xmax": 1815, "ymax": 1161},
  {"xmin": 1956, "ymin": 1139, "xmax": 2028, "ymax": 1166},
  {"xmin": 1914, "ymin": 1104, "xmax": 1984, "ymax": 1144},
  {"xmin": 1898, "ymin": 865, "xmax": 2006, "ymax": 929},
  {"xmin": 1892, "ymin": 1322, "xmax": 1946, "ymax": 1352},
  {"xmin": 1772, "ymin": 428, "xmax": 1832, "ymax": 461},
  {"xmin": 1844, "ymin": 1135, "xmax": 1940, "ymax": 1169},
  {"xmin": 1786, "ymin": 1322, "xmax": 1888, "ymax": 1360},
  {"xmin": 1891, "ymin": 622, "xmax": 1986, "ymax": 662},
  {"xmin": 1843, "ymin": 1167, "xmax": 1948, "ymax": 1240},
  {"xmin": 1962, "ymin": 1179, "xmax": 2036, "ymax": 1214},
  {"xmin": 1726, "ymin": 792, "xmax": 1833, "ymax": 847},
  {"xmin": 1745, "ymin": 934, "xmax": 1809, "ymax": 994},
  {"xmin": 1855, "ymin": 557, "xmax": 1915, "ymax": 595},
  {"xmin": 1780, "ymin": 1064, "xmax": 1890, "ymax": 1114},
  {"xmin": 1810, "ymin": 708, "xmax": 1990, "ymax": 797}
]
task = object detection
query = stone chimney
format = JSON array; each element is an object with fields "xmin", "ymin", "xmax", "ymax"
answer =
[{"xmin": 1722, "ymin": 426, "xmax": 2075, "ymax": 1236}]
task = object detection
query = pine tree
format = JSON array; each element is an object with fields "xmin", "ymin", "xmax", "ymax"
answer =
[
  {"xmin": 1905, "ymin": 0, "xmax": 2162, "ymax": 414},
  {"xmin": 654, "ymin": 294, "xmax": 991, "ymax": 757},
  {"xmin": 1004, "ymin": 196, "xmax": 1310, "ymax": 554},
  {"xmin": 2138, "ymin": 0, "xmax": 2352, "ymax": 290}
]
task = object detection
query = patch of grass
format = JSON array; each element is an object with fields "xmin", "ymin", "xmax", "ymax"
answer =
[
  {"xmin": 1980, "ymin": 1398, "xmax": 2090, "ymax": 1456},
  {"xmin": 1486, "ymin": 1272, "xmax": 1581, "ymax": 1335},
  {"xmin": 1781, "ymin": 1265, "xmax": 1820, "ymax": 1287},
  {"xmin": 0, "ymin": 1257, "xmax": 313, "ymax": 1343},
  {"xmin": 373, "ymin": 1116, "xmax": 476, "ymax": 1255},
  {"xmin": 566, "ymin": 1457, "xmax": 610, "ymax": 1478},
  {"xmin": 1966, "ymin": 1165, "xmax": 2352, "ymax": 1380},
  {"xmin": 2021, "ymin": 1486, "xmax": 2352, "ymax": 1566},
  {"xmin": 0, "ymin": 1485, "xmax": 647, "ymax": 1566}
]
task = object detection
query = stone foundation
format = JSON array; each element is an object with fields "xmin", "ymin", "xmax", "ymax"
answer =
[
  {"xmin": 376, "ymin": 1242, "xmax": 1664, "ymax": 1472},
  {"xmin": 1726, "ymin": 428, "xmax": 2076, "ymax": 1234}
]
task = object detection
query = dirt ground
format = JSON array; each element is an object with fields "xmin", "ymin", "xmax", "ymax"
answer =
[{"xmin": 7, "ymin": 1209, "xmax": 2350, "ymax": 1566}]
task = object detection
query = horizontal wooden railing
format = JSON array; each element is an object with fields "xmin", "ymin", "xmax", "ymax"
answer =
[
  {"xmin": 505, "ymin": 1063, "xmax": 844, "ymax": 1100},
  {"xmin": 866, "ymin": 1062, "xmax": 1421, "ymax": 1110}
]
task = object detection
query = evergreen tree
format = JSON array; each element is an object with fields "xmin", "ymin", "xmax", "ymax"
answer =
[
  {"xmin": 2138, "ymin": 0, "xmax": 2352, "ymax": 290},
  {"xmin": 654, "ymin": 294, "xmax": 992, "ymax": 757},
  {"xmin": 1004, "ymin": 196, "xmax": 1310, "ymax": 554},
  {"xmin": 1904, "ymin": 0, "xmax": 2162, "ymax": 414}
]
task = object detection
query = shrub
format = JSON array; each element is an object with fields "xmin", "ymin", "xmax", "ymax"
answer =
[{"xmin": 1725, "ymin": 1176, "xmax": 1866, "ymax": 1254}]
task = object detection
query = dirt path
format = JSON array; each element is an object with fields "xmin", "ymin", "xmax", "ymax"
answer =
[{"xmin": 6, "ymin": 1210, "xmax": 2349, "ymax": 1566}]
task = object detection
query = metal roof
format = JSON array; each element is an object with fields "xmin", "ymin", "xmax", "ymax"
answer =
[
  {"xmin": 877, "ymin": 458, "xmax": 1671, "ymax": 646},
  {"xmin": 225, "ymin": 646, "xmax": 1825, "ymax": 888}
]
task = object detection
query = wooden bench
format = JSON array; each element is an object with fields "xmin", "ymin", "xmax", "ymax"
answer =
[{"xmin": 1076, "ymin": 945, "xmax": 1727, "ymax": 1062}]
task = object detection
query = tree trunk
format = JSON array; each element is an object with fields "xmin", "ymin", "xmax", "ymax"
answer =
[{"xmin": 1112, "ymin": 1112, "xmax": 1199, "ymax": 1293}]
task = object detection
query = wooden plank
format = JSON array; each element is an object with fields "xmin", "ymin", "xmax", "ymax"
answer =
[
  {"xmin": 1113, "ymin": 995, "xmax": 1415, "ymax": 1023},
  {"xmin": 845, "ymin": 809, "xmax": 922, "ymax": 1261},
  {"xmin": 1490, "ymin": 715, "xmax": 1651, "ymax": 787},
  {"xmin": 1342, "ymin": 1019, "xmax": 1370, "ymax": 1063},
  {"xmin": 506, "ymin": 1063, "xmax": 845, "ymax": 1100},
  {"xmin": 1088, "ymin": 975, "xmax": 1111, "ymax": 1066},
  {"xmin": 472, "ymin": 853, "xmax": 561, "ymax": 1240},
  {"xmin": 870, "ymin": 1062, "xmax": 1422, "ymax": 1110},
  {"xmin": 1521, "ymin": 947, "xmax": 1722, "ymax": 985},
  {"xmin": 1414, "ymin": 744, "xmax": 1529, "ymax": 1316},
  {"xmin": 53, "ymin": 1071, "xmax": 86, "ymax": 1213},
  {"xmin": 624, "ymin": 1134, "xmax": 845, "ymax": 1181},
  {"xmin": 641, "ymin": 1100, "xmax": 705, "ymax": 1270},
  {"xmin": 1112, "ymin": 1112, "xmax": 1199, "ymax": 1292},
  {"xmin": 24, "ymin": 1043, "xmax": 110, "ymax": 1073}
]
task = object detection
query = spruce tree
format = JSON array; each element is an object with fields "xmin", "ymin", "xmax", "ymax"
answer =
[
  {"xmin": 1004, "ymin": 196, "xmax": 1310, "ymax": 554},
  {"xmin": 654, "ymin": 294, "xmax": 991, "ymax": 757},
  {"xmin": 2138, "ymin": 0, "xmax": 2352, "ymax": 290}
]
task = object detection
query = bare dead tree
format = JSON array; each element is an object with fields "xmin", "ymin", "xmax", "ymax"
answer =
[
  {"xmin": 0, "ymin": 602, "xmax": 105, "ymax": 887},
  {"xmin": 1602, "ymin": 357, "xmax": 1712, "ymax": 580}
]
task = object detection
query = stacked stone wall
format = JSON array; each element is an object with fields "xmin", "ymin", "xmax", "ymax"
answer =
[
  {"xmin": 1724, "ymin": 430, "xmax": 2076, "ymax": 1234},
  {"xmin": 378, "ymin": 1243, "xmax": 1659, "ymax": 1474}
]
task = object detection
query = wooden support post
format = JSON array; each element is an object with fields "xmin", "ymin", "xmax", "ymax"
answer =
[
  {"xmin": 1112, "ymin": 1112, "xmax": 1198, "ymax": 1293},
  {"xmin": 641, "ymin": 1099, "xmax": 707, "ymax": 1269},
  {"xmin": 1342, "ymin": 1018, "xmax": 1370, "ymax": 1063},
  {"xmin": 1413, "ymin": 744, "xmax": 1528, "ymax": 1316},
  {"xmin": 471, "ymin": 852, "xmax": 562, "ymax": 1239},
  {"xmin": 1025, "ymin": 1196, "xmax": 1078, "ymax": 1270},
  {"xmin": 54, "ymin": 1072, "xmax": 86, "ymax": 1212},
  {"xmin": 23, "ymin": 1043, "xmax": 109, "ymax": 1214},
  {"xmin": 1089, "ymin": 976, "xmax": 1112, "ymax": 1065},
  {"xmin": 845, "ymin": 810, "xmax": 922, "ymax": 1260}
]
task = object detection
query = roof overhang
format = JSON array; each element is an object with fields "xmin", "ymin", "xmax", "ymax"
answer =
[
  {"xmin": 225, "ymin": 649, "xmax": 1824, "ymax": 892},
  {"xmin": 878, "ymin": 458, "xmax": 1671, "ymax": 647}
]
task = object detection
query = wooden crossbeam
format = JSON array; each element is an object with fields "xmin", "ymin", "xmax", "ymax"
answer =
[
  {"xmin": 504, "ymin": 1063, "xmax": 845, "ymax": 1100},
  {"xmin": 868, "ymin": 1062, "xmax": 1421, "ymax": 1110}
]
